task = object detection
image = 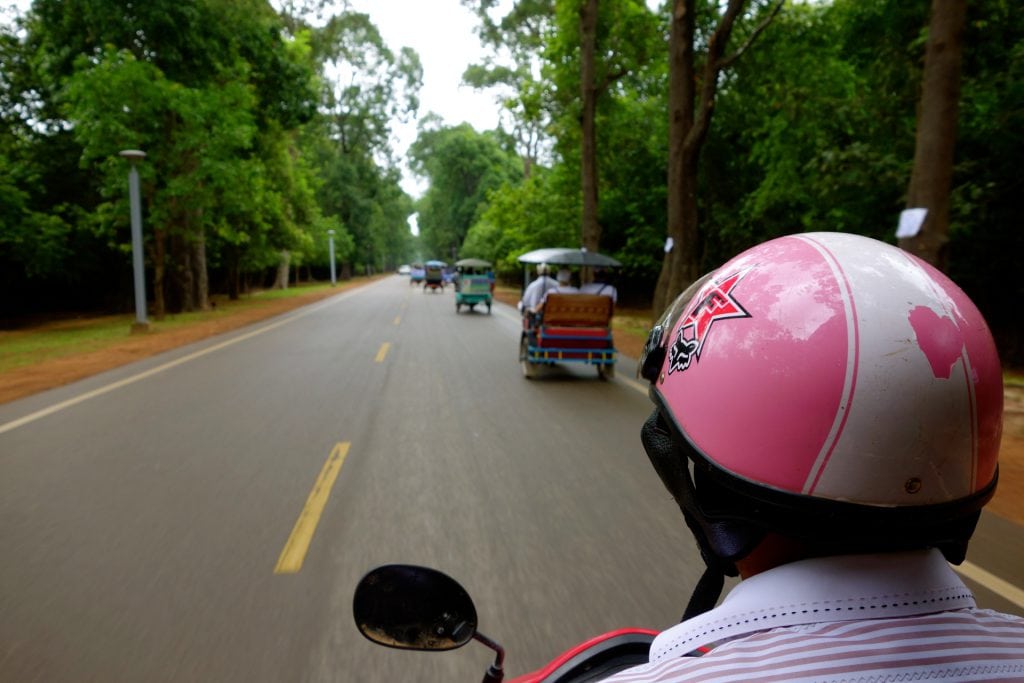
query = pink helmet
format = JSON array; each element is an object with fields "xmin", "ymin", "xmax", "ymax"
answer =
[{"xmin": 639, "ymin": 232, "xmax": 1002, "ymax": 617}]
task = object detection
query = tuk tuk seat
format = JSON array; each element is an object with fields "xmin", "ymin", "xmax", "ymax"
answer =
[
  {"xmin": 540, "ymin": 293, "xmax": 613, "ymax": 327},
  {"xmin": 537, "ymin": 294, "xmax": 614, "ymax": 353}
]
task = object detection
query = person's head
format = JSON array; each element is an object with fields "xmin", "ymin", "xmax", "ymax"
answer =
[
  {"xmin": 536, "ymin": 263, "xmax": 550, "ymax": 276},
  {"xmin": 638, "ymin": 232, "xmax": 1003, "ymax": 618},
  {"xmin": 557, "ymin": 268, "xmax": 572, "ymax": 285}
]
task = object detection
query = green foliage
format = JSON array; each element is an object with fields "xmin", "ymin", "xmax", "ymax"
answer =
[
  {"xmin": 409, "ymin": 122, "xmax": 523, "ymax": 258},
  {"xmin": 3, "ymin": 0, "xmax": 1023, "ymax": 359},
  {"xmin": 1, "ymin": 0, "xmax": 417, "ymax": 315},
  {"xmin": 702, "ymin": 0, "xmax": 915, "ymax": 263},
  {"xmin": 946, "ymin": 0, "xmax": 1024, "ymax": 353},
  {"xmin": 462, "ymin": 166, "xmax": 577, "ymax": 272}
]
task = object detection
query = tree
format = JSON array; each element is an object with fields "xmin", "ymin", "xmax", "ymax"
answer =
[
  {"xmin": 26, "ymin": 0, "xmax": 319, "ymax": 314},
  {"xmin": 462, "ymin": 164, "xmax": 578, "ymax": 269},
  {"xmin": 579, "ymin": 0, "xmax": 601, "ymax": 255},
  {"xmin": 551, "ymin": 0, "xmax": 660, "ymax": 259},
  {"xmin": 409, "ymin": 122, "xmax": 522, "ymax": 259},
  {"xmin": 652, "ymin": 0, "xmax": 782, "ymax": 315},
  {"xmin": 700, "ymin": 0, "xmax": 913, "ymax": 261},
  {"xmin": 898, "ymin": 0, "xmax": 967, "ymax": 270},
  {"xmin": 305, "ymin": 10, "xmax": 421, "ymax": 274},
  {"xmin": 461, "ymin": 0, "xmax": 556, "ymax": 177}
]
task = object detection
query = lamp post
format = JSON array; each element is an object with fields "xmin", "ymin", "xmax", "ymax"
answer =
[
  {"xmin": 327, "ymin": 229, "xmax": 337, "ymax": 286},
  {"xmin": 119, "ymin": 149, "xmax": 149, "ymax": 332}
]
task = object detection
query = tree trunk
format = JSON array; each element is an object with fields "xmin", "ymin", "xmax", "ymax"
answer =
[
  {"xmin": 150, "ymin": 226, "xmax": 167, "ymax": 320},
  {"xmin": 580, "ymin": 0, "xmax": 601, "ymax": 255},
  {"xmin": 653, "ymin": 0, "xmax": 697, "ymax": 317},
  {"xmin": 227, "ymin": 247, "xmax": 240, "ymax": 301},
  {"xmin": 653, "ymin": 0, "xmax": 776, "ymax": 316},
  {"xmin": 192, "ymin": 227, "xmax": 210, "ymax": 311},
  {"xmin": 274, "ymin": 251, "xmax": 291, "ymax": 290},
  {"xmin": 898, "ymin": 0, "xmax": 966, "ymax": 271},
  {"xmin": 170, "ymin": 232, "xmax": 194, "ymax": 313}
]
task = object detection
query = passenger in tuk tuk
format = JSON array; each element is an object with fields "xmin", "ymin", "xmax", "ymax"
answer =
[
  {"xmin": 518, "ymin": 263, "xmax": 558, "ymax": 313},
  {"xmin": 536, "ymin": 269, "xmax": 578, "ymax": 310},
  {"xmin": 579, "ymin": 267, "xmax": 617, "ymax": 303}
]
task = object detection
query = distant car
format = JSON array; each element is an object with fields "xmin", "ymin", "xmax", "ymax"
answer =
[{"xmin": 398, "ymin": 264, "xmax": 411, "ymax": 275}]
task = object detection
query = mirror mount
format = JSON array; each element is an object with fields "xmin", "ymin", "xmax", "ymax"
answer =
[
  {"xmin": 354, "ymin": 565, "xmax": 505, "ymax": 682},
  {"xmin": 473, "ymin": 631, "xmax": 505, "ymax": 683}
]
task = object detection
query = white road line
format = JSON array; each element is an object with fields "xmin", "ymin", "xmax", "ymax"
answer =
[
  {"xmin": 956, "ymin": 561, "xmax": 1024, "ymax": 611},
  {"xmin": 0, "ymin": 287, "xmax": 370, "ymax": 436}
]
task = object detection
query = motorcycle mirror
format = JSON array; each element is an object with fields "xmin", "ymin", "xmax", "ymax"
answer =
[{"xmin": 353, "ymin": 564, "xmax": 478, "ymax": 651}]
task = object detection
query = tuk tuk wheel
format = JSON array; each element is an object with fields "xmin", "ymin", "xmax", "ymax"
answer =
[
  {"xmin": 469, "ymin": 303, "xmax": 476, "ymax": 311},
  {"xmin": 519, "ymin": 337, "xmax": 537, "ymax": 379},
  {"xmin": 598, "ymin": 363, "xmax": 615, "ymax": 380},
  {"xmin": 486, "ymin": 302, "xmax": 492, "ymax": 314},
  {"xmin": 456, "ymin": 302, "xmax": 461, "ymax": 313}
]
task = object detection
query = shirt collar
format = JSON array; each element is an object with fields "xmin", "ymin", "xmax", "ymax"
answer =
[{"xmin": 650, "ymin": 549, "xmax": 976, "ymax": 663}]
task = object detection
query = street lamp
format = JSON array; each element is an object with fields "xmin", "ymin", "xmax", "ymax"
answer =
[
  {"xmin": 327, "ymin": 229, "xmax": 337, "ymax": 286},
  {"xmin": 119, "ymin": 149, "xmax": 149, "ymax": 332}
]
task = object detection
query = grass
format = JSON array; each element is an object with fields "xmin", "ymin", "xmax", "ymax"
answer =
[
  {"xmin": 0, "ymin": 317, "xmax": 137, "ymax": 373},
  {"xmin": 0, "ymin": 281, "xmax": 344, "ymax": 375}
]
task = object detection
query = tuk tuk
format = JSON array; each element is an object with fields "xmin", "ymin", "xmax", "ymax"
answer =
[
  {"xmin": 517, "ymin": 248, "xmax": 620, "ymax": 380},
  {"xmin": 454, "ymin": 258, "xmax": 494, "ymax": 314},
  {"xmin": 409, "ymin": 263, "xmax": 425, "ymax": 286},
  {"xmin": 423, "ymin": 260, "xmax": 446, "ymax": 292}
]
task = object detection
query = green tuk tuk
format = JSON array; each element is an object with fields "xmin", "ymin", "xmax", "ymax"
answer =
[{"xmin": 454, "ymin": 258, "xmax": 494, "ymax": 314}]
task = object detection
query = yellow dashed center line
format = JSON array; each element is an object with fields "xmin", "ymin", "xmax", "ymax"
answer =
[
  {"xmin": 274, "ymin": 442, "xmax": 350, "ymax": 574},
  {"xmin": 375, "ymin": 342, "xmax": 391, "ymax": 363}
]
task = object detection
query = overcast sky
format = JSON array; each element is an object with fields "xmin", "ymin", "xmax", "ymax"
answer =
[{"xmin": 345, "ymin": 0, "xmax": 508, "ymax": 199}]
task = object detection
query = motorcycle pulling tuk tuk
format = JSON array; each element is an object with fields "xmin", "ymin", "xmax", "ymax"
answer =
[
  {"xmin": 454, "ymin": 258, "xmax": 495, "ymax": 314},
  {"xmin": 517, "ymin": 248, "xmax": 620, "ymax": 380}
]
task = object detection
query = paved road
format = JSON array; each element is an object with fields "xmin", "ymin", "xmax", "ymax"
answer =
[{"xmin": 1, "ymin": 276, "xmax": 1021, "ymax": 682}]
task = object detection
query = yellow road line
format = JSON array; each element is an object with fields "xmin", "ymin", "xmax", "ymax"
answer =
[
  {"xmin": 393, "ymin": 315, "xmax": 401, "ymax": 326},
  {"xmin": 375, "ymin": 342, "xmax": 391, "ymax": 363},
  {"xmin": 275, "ymin": 442, "xmax": 350, "ymax": 574}
]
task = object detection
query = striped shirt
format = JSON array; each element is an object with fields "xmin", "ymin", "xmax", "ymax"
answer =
[{"xmin": 602, "ymin": 550, "xmax": 1024, "ymax": 682}]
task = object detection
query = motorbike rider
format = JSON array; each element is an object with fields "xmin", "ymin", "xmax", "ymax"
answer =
[{"xmin": 602, "ymin": 232, "xmax": 1024, "ymax": 682}]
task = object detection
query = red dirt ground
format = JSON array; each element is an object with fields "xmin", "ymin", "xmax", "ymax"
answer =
[{"xmin": 3, "ymin": 282, "xmax": 1022, "ymax": 527}]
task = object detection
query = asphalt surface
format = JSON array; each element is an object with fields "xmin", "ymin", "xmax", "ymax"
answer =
[{"xmin": 1, "ymin": 276, "xmax": 1021, "ymax": 682}]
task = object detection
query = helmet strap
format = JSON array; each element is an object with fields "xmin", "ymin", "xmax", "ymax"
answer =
[
  {"xmin": 643, "ymin": 410, "xmax": 753, "ymax": 620},
  {"xmin": 683, "ymin": 567, "xmax": 725, "ymax": 622}
]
